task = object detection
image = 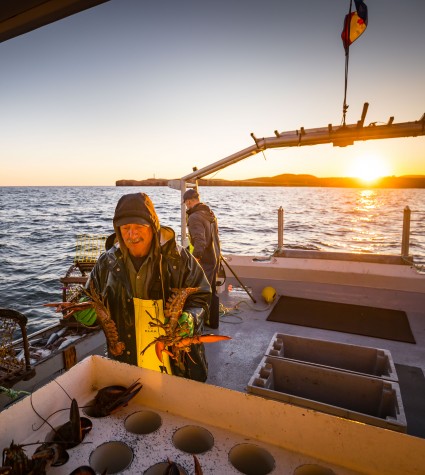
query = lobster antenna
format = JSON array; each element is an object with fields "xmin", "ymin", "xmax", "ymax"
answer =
[
  {"xmin": 30, "ymin": 391, "xmax": 58, "ymax": 433},
  {"xmin": 54, "ymin": 379, "xmax": 73, "ymax": 401}
]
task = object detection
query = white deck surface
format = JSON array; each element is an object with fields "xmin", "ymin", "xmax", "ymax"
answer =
[{"xmin": 1, "ymin": 356, "xmax": 425, "ymax": 475}]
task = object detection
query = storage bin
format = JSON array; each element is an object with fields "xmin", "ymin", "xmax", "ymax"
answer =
[
  {"xmin": 265, "ymin": 333, "xmax": 398, "ymax": 381},
  {"xmin": 247, "ymin": 356, "xmax": 406, "ymax": 432}
]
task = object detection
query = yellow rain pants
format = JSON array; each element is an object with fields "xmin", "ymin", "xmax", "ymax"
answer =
[{"xmin": 133, "ymin": 298, "xmax": 172, "ymax": 374}]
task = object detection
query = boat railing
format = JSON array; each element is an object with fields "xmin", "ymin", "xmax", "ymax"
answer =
[{"xmin": 274, "ymin": 205, "xmax": 425, "ymax": 270}]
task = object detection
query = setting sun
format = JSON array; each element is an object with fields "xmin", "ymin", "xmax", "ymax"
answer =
[{"xmin": 348, "ymin": 153, "xmax": 391, "ymax": 183}]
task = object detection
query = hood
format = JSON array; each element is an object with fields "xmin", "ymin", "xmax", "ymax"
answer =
[
  {"xmin": 113, "ymin": 193, "xmax": 160, "ymax": 232},
  {"xmin": 187, "ymin": 203, "xmax": 216, "ymax": 223},
  {"xmin": 112, "ymin": 193, "xmax": 161, "ymax": 260}
]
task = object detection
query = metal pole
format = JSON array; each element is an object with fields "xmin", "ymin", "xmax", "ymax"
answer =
[
  {"xmin": 180, "ymin": 179, "xmax": 199, "ymax": 248},
  {"xmin": 401, "ymin": 206, "xmax": 411, "ymax": 258},
  {"xmin": 278, "ymin": 206, "xmax": 284, "ymax": 250},
  {"xmin": 180, "ymin": 180, "xmax": 189, "ymax": 247},
  {"xmin": 221, "ymin": 256, "xmax": 257, "ymax": 303}
]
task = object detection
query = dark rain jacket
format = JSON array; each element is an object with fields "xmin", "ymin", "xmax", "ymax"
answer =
[
  {"xmin": 186, "ymin": 203, "xmax": 221, "ymax": 285},
  {"xmin": 87, "ymin": 225, "xmax": 211, "ymax": 382}
]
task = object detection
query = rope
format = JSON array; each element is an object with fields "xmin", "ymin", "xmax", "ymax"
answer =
[
  {"xmin": 218, "ymin": 302, "xmax": 243, "ymax": 324},
  {"xmin": 401, "ymin": 256, "xmax": 425, "ymax": 273},
  {"xmin": 0, "ymin": 386, "xmax": 30, "ymax": 400},
  {"xmin": 342, "ymin": 0, "xmax": 353, "ymax": 126},
  {"xmin": 218, "ymin": 299, "xmax": 274, "ymax": 324},
  {"xmin": 342, "ymin": 50, "xmax": 350, "ymax": 126}
]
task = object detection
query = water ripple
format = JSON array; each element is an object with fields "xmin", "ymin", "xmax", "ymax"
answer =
[{"xmin": 1, "ymin": 186, "xmax": 425, "ymax": 330}]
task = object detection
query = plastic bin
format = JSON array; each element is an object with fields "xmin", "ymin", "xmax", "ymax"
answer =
[
  {"xmin": 265, "ymin": 333, "xmax": 398, "ymax": 381},
  {"xmin": 247, "ymin": 356, "xmax": 406, "ymax": 432}
]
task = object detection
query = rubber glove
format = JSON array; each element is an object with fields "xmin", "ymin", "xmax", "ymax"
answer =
[
  {"xmin": 177, "ymin": 311, "xmax": 194, "ymax": 338},
  {"xmin": 73, "ymin": 297, "xmax": 97, "ymax": 326}
]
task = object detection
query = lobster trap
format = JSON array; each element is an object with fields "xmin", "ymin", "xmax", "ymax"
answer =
[
  {"xmin": 0, "ymin": 309, "xmax": 35, "ymax": 388},
  {"xmin": 61, "ymin": 234, "xmax": 109, "ymax": 302},
  {"xmin": 74, "ymin": 233, "xmax": 108, "ymax": 266}
]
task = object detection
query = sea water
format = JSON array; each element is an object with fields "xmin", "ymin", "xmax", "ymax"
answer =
[{"xmin": 1, "ymin": 186, "xmax": 424, "ymax": 333}]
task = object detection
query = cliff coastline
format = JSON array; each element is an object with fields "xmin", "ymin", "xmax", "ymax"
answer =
[{"xmin": 116, "ymin": 175, "xmax": 425, "ymax": 188}]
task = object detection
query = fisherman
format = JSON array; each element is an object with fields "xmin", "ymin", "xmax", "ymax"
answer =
[
  {"xmin": 74, "ymin": 192, "xmax": 211, "ymax": 382},
  {"xmin": 183, "ymin": 188, "xmax": 221, "ymax": 329}
]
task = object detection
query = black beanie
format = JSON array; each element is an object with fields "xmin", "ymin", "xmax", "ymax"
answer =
[{"xmin": 113, "ymin": 193, "xmax": 160, "ymax": 232}]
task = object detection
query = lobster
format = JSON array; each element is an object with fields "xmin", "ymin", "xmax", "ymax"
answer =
[
  {"xmin": 45, "ymin": 280, "xmax": 125, "ymax": 356},
  {"xmin": 1, "ymin": 441, "xmax": 69, "ymax": 475},
  {"xmin": 30, "ymin": 382, "xmax": 92, "ymax": 450},
  {"xmin": 46, "ymin": 398, "xmax": 92, "ymax": 449},
  {"xmin": 141, "ymin": 287, "xmax": 231, "ymax": 365},
  {"xmin": 88, "ymin": 380, "xmax": 143, "ymax": 417}
]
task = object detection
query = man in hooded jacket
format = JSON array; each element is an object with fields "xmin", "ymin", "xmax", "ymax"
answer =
[
  {"xmin": 77, "ymin": 192, "xmax": 211, "ymax": 382},
  {"xmin": 183, "ymin": 189, "xmax": 221, "ymax": 329}
]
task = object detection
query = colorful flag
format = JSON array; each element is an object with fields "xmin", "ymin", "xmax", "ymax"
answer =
[{"xmin": 341, "ymin": 0, "xmax": 368, "ymax": 50}]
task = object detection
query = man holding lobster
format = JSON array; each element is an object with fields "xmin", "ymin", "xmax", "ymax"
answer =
[{"xmin": 72, "ymin": 192, "xmax": 213, "ymax": 381}]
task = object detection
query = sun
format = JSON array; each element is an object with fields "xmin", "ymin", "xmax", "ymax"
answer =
[{"xmin": 348, "ymin": 153, "xmax": 390, "ymax": 183}]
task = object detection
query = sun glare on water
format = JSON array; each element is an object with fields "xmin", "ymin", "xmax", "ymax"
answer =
[{"xmin": 348, "ymin": 153, "xmax": 390, "ymax": 184}]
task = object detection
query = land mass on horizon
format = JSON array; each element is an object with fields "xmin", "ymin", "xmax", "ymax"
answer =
[{"xmin": 116, "ymin": 174, "xmax": 425, "ymax": 188}]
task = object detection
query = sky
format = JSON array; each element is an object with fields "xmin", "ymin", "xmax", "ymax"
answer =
[{"xmin": 0, "ymin": 0, "xmax": 424, "ymax": 186}]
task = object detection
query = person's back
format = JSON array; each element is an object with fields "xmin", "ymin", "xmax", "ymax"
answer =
[{"xmin": 183, "ymin": 189, "xmax": 221, "ymax": 328}]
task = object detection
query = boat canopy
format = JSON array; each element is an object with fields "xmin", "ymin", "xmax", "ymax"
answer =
[{"xmin": 0, "ymin": 0, "xmax": 110, "ymax": 43}]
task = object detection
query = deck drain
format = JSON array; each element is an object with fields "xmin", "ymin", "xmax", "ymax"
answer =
[
  {"xmin": 229, "ymin": 443, "xmax": 275, "ymax": 475},
  {"xmin": 125, "ymin": 410, "xmax": 162, "ymax": 434},
  {"xmin": 172, "ymin": 425, "xmax": 214, "ymax": 454},
  {"xmin": 90, "ymin": 441, "xmax": 133, "ymax": 474},
  {"xmin": 294, "ymin": 464, "xmax": 336, "ymax": 475},
  {"xmin": 144, "ymin": 461, "xmax": 188, "ymax": 475}
]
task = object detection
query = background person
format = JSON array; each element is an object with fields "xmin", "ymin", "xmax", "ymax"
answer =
[
  {"xmin": 76, "ymin": 192, "xmax": 211, "ymax": 382},
  {"xmin": 183, "ymin": 188, "xmax": 221, "ymax": 329}
]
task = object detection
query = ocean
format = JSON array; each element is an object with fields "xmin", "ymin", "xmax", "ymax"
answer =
[{"xmin": 1, "ymin": 186, "xmax": 424, "ymax": 334}]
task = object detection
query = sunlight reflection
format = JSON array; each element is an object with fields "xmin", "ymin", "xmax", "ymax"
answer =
[
  {"xmin": 348, "ymin": 190, "xmax": 383, "ymax": 252},
  {"xmin": 357, "ymin": 190, "xmax": 378, "ymax": 210}
]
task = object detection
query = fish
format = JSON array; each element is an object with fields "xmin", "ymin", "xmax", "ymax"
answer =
[
  {"xmin": 57, "ymin": 335, "xmax": 81, "ymax": 351},
  {"xmin": 46, "ymin": 327, "xmax": 67, "ymax": 346}
]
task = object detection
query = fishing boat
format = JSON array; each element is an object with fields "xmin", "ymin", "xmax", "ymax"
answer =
[
  {"xmin": 1, "ymin": 2, "xmax": 425, "ymax": 474},
  {"xmin": 1, "ymin": 207, "xmax": 425, "ymax": 473},
  {"xmin": 1, "ymin": 115, "xmax": 424, "ymax": 474}
]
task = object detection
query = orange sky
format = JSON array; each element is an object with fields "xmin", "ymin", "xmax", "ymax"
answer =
[{"xmin": 1, "ymin": 0, "xmax": 424, "ymax": 186}]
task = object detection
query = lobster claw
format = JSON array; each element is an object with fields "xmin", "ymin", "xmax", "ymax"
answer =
[
  {"xmin": 49, "ymin": 399, "xmax": 92, "ymax": 450},
  {"xmin": 155, "ymin": 341, "xmax": 165, "ymax": 363},
  {"xmin": 155, "ymin": 341, "xmax": 175, "ymax": 362},
  {"xmin": 197, "ymin": 334, "xmax": 232, "ymax": 344},
  {"xmin": 175, "ymin": 334, "xmax": 232, "ymax": 348},
  {"xmin": 33, "ymin": 442, "xmax": 70, "ymax": 468}
]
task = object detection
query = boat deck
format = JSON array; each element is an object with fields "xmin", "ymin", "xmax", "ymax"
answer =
[
  {"xmin": 205, "ymin": 278, "xmax": 425, "ymax": 437},
  {"xmin": 1, "ymin": 261, "xmax": 425, "ymax": 474}
]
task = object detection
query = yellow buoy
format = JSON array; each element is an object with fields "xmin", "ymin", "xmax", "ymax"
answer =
[{"xmin": 261, "ymin": 286, "xmax": 277, "ymax": 304}]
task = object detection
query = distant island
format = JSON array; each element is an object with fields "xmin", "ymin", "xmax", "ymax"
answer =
[{"xmin": 116, "ymin": 174, "xmax": 425, "ymax": 188}]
